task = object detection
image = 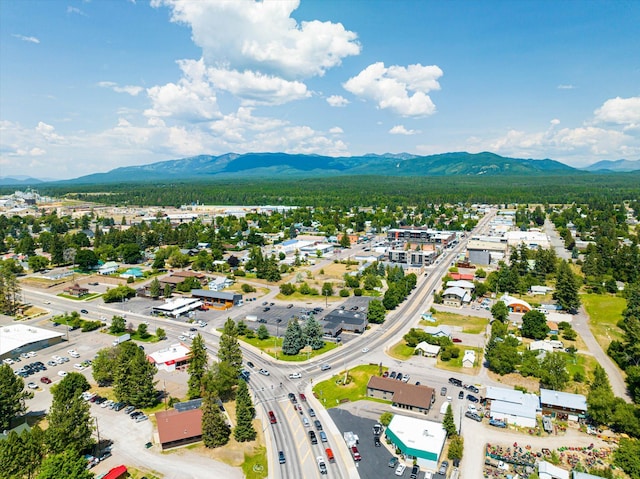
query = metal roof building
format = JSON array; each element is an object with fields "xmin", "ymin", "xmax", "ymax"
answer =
[
  {"xmin": 0, "ymin": 324, "xmax": 65, "ymax": 360},
  {"xmin": 486, "ymin": 386, "xmax": 540, "ymax": 428},
  {"xmin": 386, "ymin": 414, "xmax": 446, "ymax": 471}
]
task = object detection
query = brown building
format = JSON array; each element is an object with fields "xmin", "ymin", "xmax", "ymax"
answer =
[
  {"xmin": 366, "ymin": 376, "xmax": 435, "ymax": 414},
  {"xmin": 64, "ymin": 283, "xmax": 89, "ymax": 297},
  {"xmin": 156, "ymin": 408, "xmax": 203, "ymax": 450}
]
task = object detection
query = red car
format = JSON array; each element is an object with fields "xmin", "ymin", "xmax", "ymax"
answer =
[
  {"xmin": 383, "ymin": 371, "xmax": 389, "ymax": 378},
  {"xmin": 299, "ymin": 393, "xmax": 307, "ymax": 402},
  {"xmin": 452, "ymin": 338, "xmax": 462, "ymax": 343},
  {"xmin": 268, "ymin": 411, "xmax": 277, "ymax": 424},
  {"xmin": 40, "ymin": 376, "xmax": 52, "ymax": 384}
]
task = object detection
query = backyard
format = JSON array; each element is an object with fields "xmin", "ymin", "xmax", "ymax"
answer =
[{"xmin": 426, "ymin": 310, "xmax": 489, "ymax": 334}]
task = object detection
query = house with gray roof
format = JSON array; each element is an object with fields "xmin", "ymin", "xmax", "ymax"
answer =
[
  {"xmin": 442, "ymin": 286, "xmax": 471, "ymax": 307},
  {"xmin": 423, "ymin": 325, "xmax": 452, "ymax": 339},
  {"xmin": 486, "ymin": 386, "xmax": 540, "ymax": 428},
  {"xmin": 540, "ymin": 388, "xmax": 587, "ymax": 420}
]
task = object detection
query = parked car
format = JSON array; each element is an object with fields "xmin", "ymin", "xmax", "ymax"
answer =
[
  {"xmin": 438, "ymin": 461, "xmax": 449, "ymax": 475},
  {"xmin": 466, "ymin": 394, "xmax": 479, "ymax": 402},
  {"xmin": 27, "ymin": 382, "xmax": 37, "ymax": 389},
  {"xmin": 489, "ymin": 419, "xmax": 507, "ymax": 428},
  {"xmin": 383, "ymin": 371, "xmax": 389, "ymax": 378},
  {"xmin": 57, "ymin": 371, "xmax": 67, "ymax": 377},
  {"xmin": 124, "ymin": 405, "xmax": 136, "ymax": 414},
  {"xmin": 390, "ymin": 371, "xmax": 397, "ymax": 379},
  {"xmin": 458, "ymin": 390, "xmax": 464, "ymax": 399},
  {"xmin": 395, "ymin": 464, "xmax": 406, "ymax": 476},
  {"xmin": 389, "ymin": 457, "xmax": 399, "ymax": 468},
  {"xmin": 452, "ymin": 337, "xmax": 462, "ymax": 343},
  {"xmin": 40, "ymin": 376, "xmax": 52, "ymax": 384},
  {"xmin": 440, "ymin": 387, "xmax": 447, "ymax": 396},
  {"xmin": 410, "ymin": 464, "xmax": 420, "ymax": 479},
  {"xmin": 465, "ymin": 411, "xmax": 483, "ymax": 422},
  {"xmin": 135, "ymin": 415, "xmax": 148, "ymax": 423}
]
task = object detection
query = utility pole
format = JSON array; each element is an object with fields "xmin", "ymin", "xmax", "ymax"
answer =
[{"xmin": 164, "ymin": 380, "xmax": 168, "ymax": 410}]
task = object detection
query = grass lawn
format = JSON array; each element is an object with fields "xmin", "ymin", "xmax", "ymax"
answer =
[
  {"xmin": 388, "ymin": 341, "xmax": 415, "ymax": 360},
  {"xmin": 57, "ymin": 293, "xmax": 103, "ymax": 301},
  {"xmin": 242, "ymin": 446, "xmax": 268, "ymax": 479},
  {"xmin": 563, "ymin": 353, "xmax": 598, "ymax": 395},
  {"xmin": 312, "ymin": 364, "xmax": 390, "ymax": 408},
  {"xmin": 436, "ymin": 346, "xmax": 483, "ymax": 375},
  {"xmin": 238, "ymin": 335, "xmax": 338, "ymax": 361},
  {"xmin": 426, "ymin": 310, "xmax": 489, "ymax": 334},
  {"xmin": 582, "ymin": 293, "xmax": 626, "ymax": 351}
]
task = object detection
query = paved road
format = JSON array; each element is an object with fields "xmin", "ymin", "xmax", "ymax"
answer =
[{"xmin": 572, "ymin": 306, "xmax": 631, "ymax": 402}]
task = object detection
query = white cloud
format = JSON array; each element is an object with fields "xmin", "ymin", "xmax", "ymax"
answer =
[
  {"xmin": 326, "ymin": 95, "xmax": 349, "ymax": 107},
  {"xmin": 98, "ymin": 81, "xmax": 144, "ymax": 96},
  {"xmin": 66, "ymin": 6, "xmax": 87, "ymax": 16},
  {"xmin": 329, "ymin": 127, "xmax": 343, "ymax": 134},
  {"xmin": 207, "ymin": 68, "xmax": 309, "ymax": 105},
  {"xmin": 343, "ymin": 62, "xmax": 443, "ymax": 117},
  {"xmin": 593, "ymin": 96, "xmax": 640, "ymax": 126},
  {"xmin": 12, "ymin": 34, "xmax": 40, "ymax": 44},
  {"xmin": 550, "ymin": 119, "xmax": 561, "ymax": 125},
  {"xmin": 557, "ymin": 84, "xmax": 575, "ymax": 90},
  {"xmin": 152, "ymin": 0, "xmax": 360, "ymax": 79},
  {"xmin": 389, "ymin": 125, "xmax": 418, "ymax": 135},
  {"xmin": 145, "ymin": 59, "xmax": 221, "ymax": 121}
]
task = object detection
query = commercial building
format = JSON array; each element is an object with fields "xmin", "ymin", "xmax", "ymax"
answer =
[
  {"xmin": 387, "ymin": 227, "xmax": 456, "ymax": 247},
  {"xmin": 147, "ymin": 343, "xmax": 191, "ymax": 372},
  {"xmin": 538, "ymin": 461, "xmax": 569, "ymax": 479},
  {"xmin": 442, "ymin": 286, "xmax": 471, "ymax": 307},
  {"xmin": 500, "ymin": 294, "xmax": 532, "ymax": 313},
  {"xmin": 151, "ymin": 297, "xmax": 203, "ymax": 318},
  {"xmin": 191, "ymin": 289, "xmax": 243, "ymax": 309},
  {"xmin": 321, "ymin": 309, "xmax": 368, "ymax": 337},
  {"xmin": 385, "ymin": 414, "xmax": 446, "ymax": 470},
  {"xmin": 156, "ymin": 407, "xmax": 203, "ymax": 450},
  {"xmin": 0, "ymin": 324, "xmax": 65, "ymax": 361},
  {"xmin": 366, "ymin": 376, "xmax": 435, "ymax": 414},
  {"xmin": 486, "ymin": 386, "xmax": 540, "ymax": 428},
  {"xmin": 466, "ymin": 239, "xmax": 508, "ymax": 265},
  {"xmin": 540, "ymin": 389, "xmax": 587, "ymax": 421}
]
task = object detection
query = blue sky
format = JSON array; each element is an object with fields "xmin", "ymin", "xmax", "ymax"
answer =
[{"xmin": 1, "ymin": 0, "xmax": 639, "ymax": 180}]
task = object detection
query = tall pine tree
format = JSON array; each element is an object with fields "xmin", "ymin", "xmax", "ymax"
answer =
[
  {"xmin": 282, "ymin": 318, "xmax": 305, "ymax": 355},
  {"xmin": 201, "ymin": 382, "xmax": 230, "ymax": 449},
  {"xmin": 233, "ymin": 380, "xmax": 256, "ymax": 442},
  {"xmin": 218, "ymin": 319, "xmax": 243, "ymax": 376},
  {"xmin": 303, "ymin": 315, "xmax": 325, "ymax": 350},
  {"xmin": 553, "ymin": 260, "xmax": 581, "ymax": 312},
  {"xmin": 188, "ymin": 334, "xmax": 208, "ymax": 399},
  {"xmin": 47, "ymin": 378, "xmax": 94, "ymax": 454}
]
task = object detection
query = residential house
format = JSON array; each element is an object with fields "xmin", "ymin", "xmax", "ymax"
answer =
[
  {"xmin": 442, "ymin": 286, "xmax": 471, "ymax": 307},
  {"xmin": 423, "ymin": 325, "xmax": 452, "ymax": 339},
  {"xmin": 156, "ymin": 408, "xmax": 203, "ymax": 450},
  {"xmin": 415, "ymin": 342, "xmax": 441, "ymax": 358},
  {"xmin": 462, "ymin": 350, "xmax": 476, "ymax": 368},
  {"xmin": 98, "ymin": 261, "xmax": 119, "ymax": 275},
  {"xmin": 530, "ymin": 285, "xmax": 553, "ymax": 295},
  {"xmin": 64, "ymin": 283, "xmax": 89, "ymax": 297}
]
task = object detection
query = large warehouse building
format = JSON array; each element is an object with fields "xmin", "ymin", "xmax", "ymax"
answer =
[
  {"xmin": 0, "ymin": 324, "xmax": 66, "ymax": 361},
  {"xmin": 385, "ymin": 414, "xmax": 446, "ymax": 471}
]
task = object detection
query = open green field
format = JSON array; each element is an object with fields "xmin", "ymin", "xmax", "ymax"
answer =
[
  {"xmin": 238, "ymin": 335, "xmax": 338, "ymax": 361},
  {"xmin": 582, "ymin": 293, "xmax": 626, "ymax": 351},
  {"xmin": 312, "ymin": 364, "xmax": 390, "ymax": 408},
  {"xmin": 426, "ymin": 310, "xmax": 489, "ymax": 334}
]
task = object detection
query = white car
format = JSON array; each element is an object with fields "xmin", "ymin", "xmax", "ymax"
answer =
[
  {"xmin": 178, "ymin": 335, "xmax": 187, "ymax": 341},
  {"xmin": 27, "ymin": 351, "xmax": 36, "ymax": 357},
  {"xmin": 101, "ymin": 400, "xmax": 114, "ymax": 409},
  {"xmin": 258, "ymin": 368, "xmax": 270, "ymax": 376},
  {"xmin": 3, "ymin": 358, "xmax": 14, "ymax": 365},
  {"xmin": 288, "ymin": 372, "xmax": 302, "ymax": 379},
  {"xmin": 27, "ymin": 382, "xmax": 38, "ymax": 389},
  {"xmin": 362, "ymin": 348, "xmax": 370, "ymax": 353},
  {"xmin": 68, "ymin": 350, "xmax": 80, "ymax": 358},
  {"xmin": 58, "ymin": 371, "xmax": 67, "ymax": 377},
  {"xmin": 395, "ymin": 463, "xmax": 406, "ymax": 476},
  {"xmin": 73, "ymin": 363, "xmax": 85, "ymax": 370},
  {"xmin": 52, "ymin": 355, "xmax": 62, "ymax": 361}
]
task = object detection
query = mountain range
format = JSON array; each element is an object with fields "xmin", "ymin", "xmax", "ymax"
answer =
[{"xmin": 5, "ymin": 152, "xmax": 639, "ymax": 185}]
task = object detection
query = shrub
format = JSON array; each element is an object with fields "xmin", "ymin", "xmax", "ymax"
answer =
[
  {"xmin": 241, "ymin": 284, "xmax": 256, "ymax": 293},
  {"xmin": 339, "ymin": 289, "xmax": 350, "ymax": 297},
  {"xmin": 353, "ymin": 288, "xmax": 363, "ymax": 296}
]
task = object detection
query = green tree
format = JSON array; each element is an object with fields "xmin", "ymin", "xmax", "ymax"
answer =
[
  {"xmin": 282, "ymin": 318, "xmax": 305, "ymax": 355},
  {"xmin": 367, "ymin": 299, "xmax": 386, "ymax": 324},
  {"xmin": 321, "ymin": 282, "xmax": 334, "ymax": 297},
  {"xmin": 28, "ymin": 255, "xmax": 49, "ymax": 272},
  {"xmin": 149, "ymin": 278, "xmax": 161, "ymax": 299},
  {"xmin": 233, "ymin": 380, "xmax": 256, "ymax": 442},
  {"xmin": 75, "ymin": 249, "xmax": 98, "ymax": 270},
  {"xmin": 553, "ymin": 260, "xmax": 581, "ymax": 313},
  {"xmin": 279, "ymin": 283, "xmax": 296, "ymax": 295},
  {"xmin": 188, "ymin": 334, "xmax": 208, "ymax": 399},
  {"xmin": 257, "ymin": 324, "xmax": 270, "ymax": 340},
  {"xmin": 491, "ymin": 301, "xmax": 509, "ymax": 323},
  {"xmin": 36, "ymin": 450, "xmax": 95, "ymax": 479},
  {"xmin": 109, "ymin": 315, "xmax": 126, "ymax": 334},
  {"xmin": 447, "ymin": 435, "xmax": 464, "ymax": 461},
  {"xmin": 0, "ymin": 363, "xmax": 31, "ymax": 430},
  {"xmin": 113, "ymin": 342, "xmax": 157, "ymax": 407},
  {"xmin": 118, "ymin": 243, "xmax": 143, "ymax": 264},
  {"xmin": 91, "ymin": 347, "xmax": 118, "ymax": 386},
  {"xmin": 442, "ymin": 403, "xmax": 457, "ymax": 436},
  {"xmin": 137, "ymin": 322, "xmax": 150, "ymax": 339},
  {"xmin": 0, "ymin": 263, "xmax": 21, "ymax": 315},
  {"xmin": 614, "ymin": 438, "xmax": 640, "ymax": 478},
  {"xmin": 47, "ymin": 376, "xmax": 93, "ymax": 454},
  {"xmin": 201, "ymin": 373, "xmax": 231, "ymax": 448},
  {"xmin": 164, "ymin": 283, "xmax": 172, "ymax": 298},
  {"xmin": 339, "ymin": 232, "xmax": 351, "ymax": 248},
  {"xmin": 303, "ymin": 315, "xmax": 325, "ymax": 350},
  {"xmin": 102, "ymin": 285, "xmax": 136, "ymax": 303},
  {"xmin": 0, "ymin": 426, "xmax": 45, "ymax": 479},
  {"xmin": 485, "ymin": 340, "xmax": 520, "ymax": 375},
  {"xmin": 205, "ymin": 361, "xmax": 238, "ymax": 402},
  {"xmin": 521, "ymin": 310, "xmax": 550, "ymax": 340},
  {"xmin": 540, "ymin": 352, "xmax": 569, "ymax": 391},
  {"xmin": 379, "ymin": 412, "xmax": 393, "ymax": 426},
  {"xmin": 218, "ymin": 319, "xmax": 243, "ymax": 376},
  {"xmin": 155, "ymin": 327, "xmax": 166, "ymax": 340}
]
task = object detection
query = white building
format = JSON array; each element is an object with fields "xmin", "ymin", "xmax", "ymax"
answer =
[
  {"xmin": 0, "ymin": 324, "xmax": 66, "ymax": 360},
  {"xmin": 147, "ymin": 343, "xmax": 191, "ymax": 372},
  {"xmin": 385, "ymin": 415, "xmax": 446, "ymax": 471},
  {"xmin": 486, "ymin": 386, "xmax": 540, "ymax": 428},
  {"xmin": 538, "ymin": 461, "xmax": 569, "ymax": 479},
  {"xmin": 462, "ymin": 350, "xmax": 476, "ymax": 368},
  {"xmin": 98, "ymin": 261, "xmax": 119, "ymax": 275},
  {"xmin": 415, "ymin": 342, "xmax": 441, "ymax": 358},
  {"xmin": 504, "ymin": 230, "xmax": 551, "ymax": 250},
  {"xmin": 152, "ymin": 297, "xmax": 203, "ymax": 318}
]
